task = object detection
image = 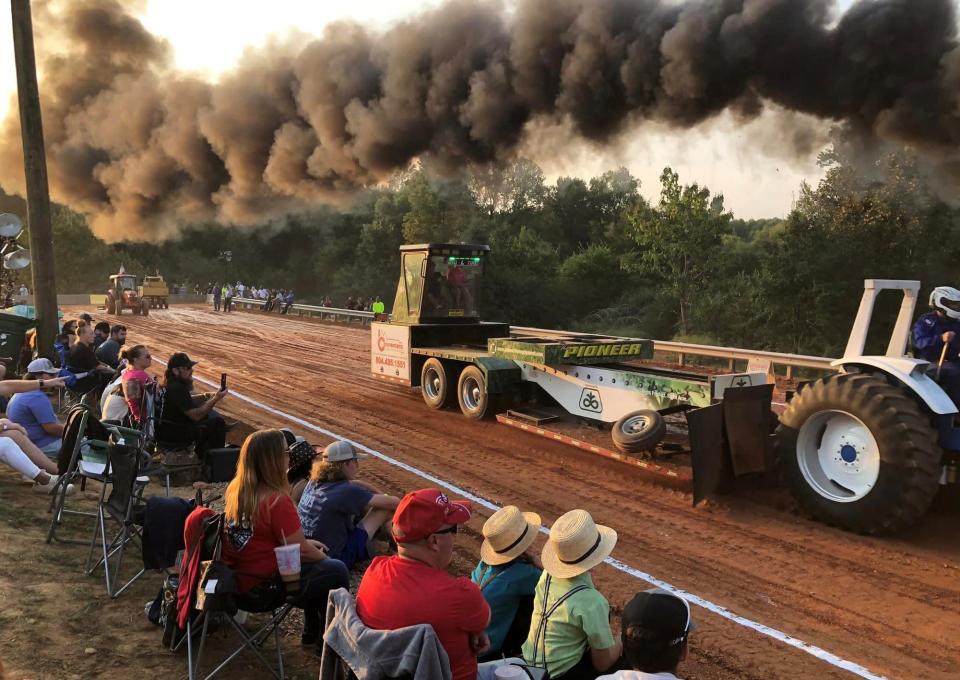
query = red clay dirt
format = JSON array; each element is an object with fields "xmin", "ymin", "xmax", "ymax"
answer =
[{"xmin": 7, "ymin": 304, "xmax": 959, "ymax": 680}]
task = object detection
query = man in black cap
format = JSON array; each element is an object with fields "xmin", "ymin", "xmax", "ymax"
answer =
[
  {"xmin": 597, "ymin": 588, "xmax": 696, "ymax": 680},
  {"xmin": 157, "ymin": 352, "xmax": 229, "ymax": 452}
]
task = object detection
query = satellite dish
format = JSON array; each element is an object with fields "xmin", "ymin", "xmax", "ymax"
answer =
[
  {"xmin": 3, "ymin": 247, "xmax": 31, "ymax": 270},
  {"xmin": 0, "ymin": 213, "xmax": 23, "ymax": 238}
]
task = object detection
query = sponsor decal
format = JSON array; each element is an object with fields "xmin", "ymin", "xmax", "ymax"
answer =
[
  {"xmin": 377, "ymin": 329, "xmax": 405, "ymax": 353},
  {"xmin": 579, "ymin": 387, "xmax": 603, "ymax": 413},
  {"xmin": 562, "ymin": 342, "xmax": 645, "ymax": 359}
]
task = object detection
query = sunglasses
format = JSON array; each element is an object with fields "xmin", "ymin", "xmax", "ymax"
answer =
[{"xmin": 433, "ymin": 524, "xmax": 458, "ymax": 535}]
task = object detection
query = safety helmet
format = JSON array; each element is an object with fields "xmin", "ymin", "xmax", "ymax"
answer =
[{"xmin": 929, "ymin": 286, "xmax": 960, "ymax": 319}]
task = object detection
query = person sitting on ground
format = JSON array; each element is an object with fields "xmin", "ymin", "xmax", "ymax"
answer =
[
  {"xmin": 471, "ymin": 505, "xmax": 543, "ymax": 660},
  {"xmin": 156, "ymin": 352, "xmax": 229, "ymax": 453},
  {"xmin": 92, "ymin": 321, "xmax": 110, "ymax": 350},
  {"xmin": 66, "ymin": 322, "xmax": 116, "ymax": 397},
  {"xmin": 298, "ymin": 441, "xmax": 399, "ymax": 571},
  {"xmin": 94, "ymin": 324, "xmax": 126, "ymax": 369},
  {"xmin": 521, "ymin": 509, "xmax": 623, "ymax": 680},
  {"xmin": 357, "ymin": 488, "xmax": 513, "ymax": 680},
  {"xmin": 596, "ymin": 589, "xmax": 696, "ymax": 680},
  {"xmin": 6, "ymin": 359, "xmax": 64, "ymax": 458},
  {"xmin": 0, "ymin": 374, "xmax": 69, "ymax": 478},
  {"xmin": 0, "ymin": 369, "xmax": 67, "ymax": 469},
  {"xmin": 120, "ymin": 345, "xmax": 156, "ymax": 426},
  {"xmin": 221, "ymin": 429, "xmax": 350, "ymax": 648},
  {"xmin": 282, "ymin": 429, "xmax": 317, "ymax": 504}
]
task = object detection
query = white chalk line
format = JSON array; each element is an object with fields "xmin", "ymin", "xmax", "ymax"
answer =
[{"xmin": 170, "ymin": 361, "xmax": 886, "ymax": 680}]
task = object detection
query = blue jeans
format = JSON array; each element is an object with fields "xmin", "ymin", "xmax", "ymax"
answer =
[{"xmin": 293, "ymin": 559, "xmax": 350, "ymax": 637}]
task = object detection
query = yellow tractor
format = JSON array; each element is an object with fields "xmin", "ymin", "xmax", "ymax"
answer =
[{"xmin": 139, "ymin": 274, "xmax": 169, "ymax": 309}]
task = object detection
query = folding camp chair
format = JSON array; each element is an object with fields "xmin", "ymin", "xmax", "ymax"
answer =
[
  {"xmin": 172, "ymin": 511, "xmax": 293, "ymax": 680},
  {"xmin": 83, "ymin": 424, "xmax": 154, "ymax": 598},
  {"xmin": 46, "ymin": 405, "xmax": 110, "ymax": 544},
  {"xmin": 189, "ymin": 590, "xmax": 293, "ymax": 680}
]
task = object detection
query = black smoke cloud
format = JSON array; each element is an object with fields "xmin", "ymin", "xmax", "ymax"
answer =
[{"xmin": 1, "ymin": 0, "xmax": 958, "ymax": 241}]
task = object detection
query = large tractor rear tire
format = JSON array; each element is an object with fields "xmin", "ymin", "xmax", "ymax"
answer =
[
  {"xmin": 106, "ymin": 298, "xmax": 116, "ymax": 315},
  {"xmin": 775, "ymin": 372, "xmax": 941, "ymax": 534},
  {"xmin": 612, "ymin": 409, "xmax": 666, "ymax": 454},
  {"xmin": 421, "ymin": 358, "xmax": 452, "ymax": 410},
  {"xmin": 457, "ymin": 365, "xmax": 491, "ymax": 420},
  {"xmin": 113, "ymin": 299, "xmax": 122, "ymax": 315},
  {"xmin": 141, "ymin": 303, "xmax": 149, "ymax": 316}
]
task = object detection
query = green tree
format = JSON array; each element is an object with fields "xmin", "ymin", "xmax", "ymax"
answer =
[{"xmin": 625, "ymin": 168, "xmax": 732, "ymax": 337}]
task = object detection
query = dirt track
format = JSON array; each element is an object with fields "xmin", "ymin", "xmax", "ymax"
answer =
[{"xmin": 40, "ymin": 306, "xmax": 960, "ymax": 678}]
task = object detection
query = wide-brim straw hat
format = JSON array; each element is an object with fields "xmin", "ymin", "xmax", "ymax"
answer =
[
  {"xmin": 480, "ymin": 505, "xmax": 541, "ymax": 566},
  {"xmin": 541, "ymin": 509, "xmax": 617, "ymax": 579}
]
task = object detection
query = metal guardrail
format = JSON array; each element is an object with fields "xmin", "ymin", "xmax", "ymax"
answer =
[
  {"xmin": 233, "ymin": 297, "xmax": 374, "ymax": 324},
  {"xmin": 227, "ymin": 302, "xmax": 833, "ymax": 377},
  {"xmin": 510, "ymin": 325, "xmax": 836, "ymax": 379}
]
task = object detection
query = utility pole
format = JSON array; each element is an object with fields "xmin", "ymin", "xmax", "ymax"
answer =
[{"xmin": 10, "ymin": 0, "xmax": 58, "ymax": 359}]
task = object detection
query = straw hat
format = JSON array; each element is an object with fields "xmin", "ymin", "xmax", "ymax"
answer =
[
  {"xmin": 480, "ymin": 506, "xmax": 541, "ymax": 566},
  {"xmin": 541, "ymin": 509, "xmax": 617, "ymax": 579}
]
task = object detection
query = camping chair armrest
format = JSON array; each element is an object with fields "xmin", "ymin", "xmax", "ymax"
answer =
[{"xmin": 103, "ymin": 424, "xmax": 145, "ymax": 442}]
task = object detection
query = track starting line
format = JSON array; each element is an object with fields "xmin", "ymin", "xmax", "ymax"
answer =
[{"xmin": 168, "ymin": 359, "xmax": 886, "ymax": 680}]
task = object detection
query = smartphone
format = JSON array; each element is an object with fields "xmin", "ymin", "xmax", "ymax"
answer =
[{"xmin": 220, "ymin": 373, "xmax": 227, "ymax": 390}]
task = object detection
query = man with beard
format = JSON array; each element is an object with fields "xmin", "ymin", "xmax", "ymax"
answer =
[
  {"xmin": 92, "ymin": 321, "xmax": 111, "ymax": 350},
  {"xmin": 95, "ymin": 324, "xmax": 127, "ymax": 369},
  {"xmin": 157, "ymin": 352, "xmax": 229, "ymax": 453}
]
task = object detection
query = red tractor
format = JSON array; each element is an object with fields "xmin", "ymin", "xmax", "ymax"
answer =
[{"xmin": 105, "ymin": 269, "xmax": 148, "ymax": 316}]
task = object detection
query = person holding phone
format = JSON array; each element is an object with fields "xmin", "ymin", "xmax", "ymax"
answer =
[{"xmin": 157, "ymin": 352, "xmax": 229, "ymax": 453}]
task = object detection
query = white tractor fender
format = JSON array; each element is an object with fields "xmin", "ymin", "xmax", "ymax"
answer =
[{"xmin": 832, "ymin": 356, "xmax": 958, "ymax": 415}]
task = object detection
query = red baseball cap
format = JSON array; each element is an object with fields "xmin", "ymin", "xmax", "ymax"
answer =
[{"xmin": 392, "ymin": 489, "xmax": 473, "ymax": 543}]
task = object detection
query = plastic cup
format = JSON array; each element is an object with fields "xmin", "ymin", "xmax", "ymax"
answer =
[
  {"xmin": 494, "ymin": 666, "xmax": 526, "ymax": 679},
  {"xmin": 274, "ymin": 544, "xmax": 301, "ymax": 594}
]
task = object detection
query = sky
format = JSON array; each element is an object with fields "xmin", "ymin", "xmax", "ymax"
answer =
[{"xmin": 0, "ymin": 0, "xmax": 861, "ymax": 220}]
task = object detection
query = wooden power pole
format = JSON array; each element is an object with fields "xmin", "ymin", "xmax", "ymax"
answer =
[{"xmin": 10, "ymin": 0, "xmax": 58, "ymax": 358}]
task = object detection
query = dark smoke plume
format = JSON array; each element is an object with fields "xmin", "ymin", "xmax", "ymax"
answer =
[{"xmin": 1, "ymin": 0, "xmax": 959, "ymax": 241}]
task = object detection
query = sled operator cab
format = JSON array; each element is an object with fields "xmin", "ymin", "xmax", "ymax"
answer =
[{"xmin": 391, "ymin": 244, "xmax": 488, "ymax": 325}]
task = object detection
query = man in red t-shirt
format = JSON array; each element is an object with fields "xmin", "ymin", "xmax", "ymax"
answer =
[{"xmin": 357, "ymin": 489, "xmax": 492, "ymax": 680}]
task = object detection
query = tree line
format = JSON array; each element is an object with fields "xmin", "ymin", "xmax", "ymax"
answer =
[{"xmin": 2, "ymin": 141, "xmax": 956, "ymax": 358}]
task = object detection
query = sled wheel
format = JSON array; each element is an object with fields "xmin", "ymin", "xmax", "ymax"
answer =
[{"xmin": 611, "ymin": 409, "xmax": 666, "ymax": 453}]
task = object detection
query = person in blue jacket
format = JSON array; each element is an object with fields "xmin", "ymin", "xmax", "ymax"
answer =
[{"xmin": 912, "ymin": 286, "xmax": 960, "ymax": 405}]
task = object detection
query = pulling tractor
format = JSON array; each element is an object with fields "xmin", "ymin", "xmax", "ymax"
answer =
[
  {"xmin": 105, "ymin": 268, "xmax": 148, "ymax": 316},
  {"xmin": 775, "ymin": 279, "xmax": 958, "ymax": 534},
  {"xmin": 371, "ymin": 244, "xmax": 767, "ymax": 479},
  {"xmin": 371, "ymin": 248, "xmax": 957, "ymax": 534}
]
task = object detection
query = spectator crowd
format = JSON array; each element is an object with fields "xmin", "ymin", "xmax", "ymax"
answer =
[
  {"xmin": 0, "ymin": 309, "xmax": 696, "ymax": 680},
  {"xmin": 204, "ymin": 281, "xmax": 384, "ymax": 316}
]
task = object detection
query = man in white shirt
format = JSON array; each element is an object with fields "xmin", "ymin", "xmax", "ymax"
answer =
[{"xmin": 596, "ymin": 588, "xmax": 696, "ymax": 680}]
